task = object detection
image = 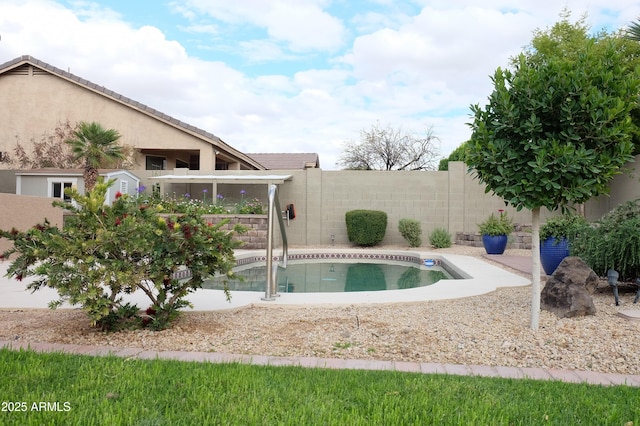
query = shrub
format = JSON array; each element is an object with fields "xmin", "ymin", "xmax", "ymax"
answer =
[
  {"xmin": 0, "ymin": 179, "xmax": 245, "ymax": 331},
  {"xmin": 572, "ymin": 200, "xmax": 640, "ymax": 281},
  {"xmin": 345, "ymin": 210, "xmax": 387, "ymax": 247},
  {"xmin": 429, "ymin": 227, "xmax": 452, "ymax": 248},
  {"xmin": 398, "ymin": 219, "xmax": 422, "ymax": 247},
  {"xmin": 540, "ymin": 213, "xmax": 588, "ymax": 241},
  {"xmin": 478, "ymin": 211, "xmax": 514, "ymax": 236}
]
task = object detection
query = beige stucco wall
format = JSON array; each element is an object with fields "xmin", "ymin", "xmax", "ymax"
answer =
[{"xmin": 0, "ymin": 71, "xmax": 219, "ymax": 170}]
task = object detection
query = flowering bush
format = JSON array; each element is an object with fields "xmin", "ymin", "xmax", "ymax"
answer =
[
  {"xmin": 140, "ymin": 188, "xmax": 265, "ymax": 215},
  {"xmin": 0, "ymin": 179, "xmax": 246, "ymax": 331},
  {"xmin": 236, "ymin": 197, "xmax": 265, "ymax": 215}
]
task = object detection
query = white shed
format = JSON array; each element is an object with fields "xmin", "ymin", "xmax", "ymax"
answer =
[{"xmin": 15, "ymin": 169, "xmax": 141, "ymax": 206}]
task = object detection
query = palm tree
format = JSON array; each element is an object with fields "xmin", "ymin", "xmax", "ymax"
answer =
[
  {"xmin": 65, "ymin": 121, "xmax": 125, "ymax": 193},
  {"xmin": 626, "ymin": 17, "xmax": 640, "ymax": 41}
]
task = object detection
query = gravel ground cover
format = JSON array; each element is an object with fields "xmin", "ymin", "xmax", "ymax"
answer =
[{"xmin": 1, "ymin": 245, "xmax": 639, "ymax": 374}]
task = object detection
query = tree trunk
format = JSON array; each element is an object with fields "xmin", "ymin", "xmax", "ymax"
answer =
[
  {"xmin": 85, "ymin": 166, "xmax": 98, "ymax": 194},
  {"xmin": 530, "ymin": 206, "xmax": 541, "ymax": 330}
]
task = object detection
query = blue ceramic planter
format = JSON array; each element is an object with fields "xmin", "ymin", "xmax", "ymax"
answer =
[
  {"xmin": 482, "ymin": 234, "xmax": 508, "ymax": 255},
  {"xmin": 540, "ymin": 237, "xmax": 569, "ymax": 275}
]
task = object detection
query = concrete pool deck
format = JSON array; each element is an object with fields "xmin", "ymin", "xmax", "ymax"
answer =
[{"xmin": 0, "ymin": 249, "xmax": 531, "ymax": 310}]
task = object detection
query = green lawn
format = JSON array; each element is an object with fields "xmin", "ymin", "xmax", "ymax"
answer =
[{"xmin": 0, "ymin": 348, "xmax": 638, "ymax": 425}]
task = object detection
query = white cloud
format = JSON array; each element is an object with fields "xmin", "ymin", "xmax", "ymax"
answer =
[
  {"xmin": 174, "ymin": 0, "xmax": 346, "ymax": 52},
  {"xmin": 1, "ymin": 0, "xmax": 640, "ymax": 170}
]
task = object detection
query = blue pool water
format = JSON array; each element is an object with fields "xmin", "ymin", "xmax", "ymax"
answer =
[{"xmin": 203, "ymin": 261, "xmax": 456, "ymax": 293}]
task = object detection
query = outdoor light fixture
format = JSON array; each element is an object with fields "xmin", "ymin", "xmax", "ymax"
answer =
[
  {"xmin": 331, "ymin": 234, "xmax": 335, "ymax": 245},
  {"xmin": 607, "ymin": 269, "xmax": 620, "ymax": 306}
]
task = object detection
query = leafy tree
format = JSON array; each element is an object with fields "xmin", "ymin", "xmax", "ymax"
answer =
[
  {"xmin": 528, "ymin": 11, "xmax": 640, "ymax": 155},
  {"xmin": 65, "ymin": 121, "xmax": 126, "ymax": 193},
  {"xmin": 338, "ymin": 122, "xmax": 439, "ymax": 170},
  {"xmin": 0, "ymin": 179, "xmax": 245, "ymax": 330},
  {"xmin": 438, "ymin": 141, "xmax": 470, "ymax": 171},
  {"xmin": 467, "ymin": 14, "xmax": 640, "ymax": 329}
]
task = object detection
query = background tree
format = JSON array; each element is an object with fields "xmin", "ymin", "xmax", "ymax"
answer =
[
  {"xmin": 467, "ymin": 13, "xmax": 640, "ymax": 329},
  {"xmin": 6, "ymin": 120, "xmax": 135, "ymax": 171},
  {"xmin": 8, "ymin": 120, "xmax": 78, "ymax": 169},
  {"xmin": 337, "ymin": 122, "xmax": 440, "ymax": 170},
  {"xmin": 65, "ymin": 121, "xmax": 126, "ymax": 193},
  {"xmin": 438, "ymin": 141, "xmax": 470, "ymax": 171}
]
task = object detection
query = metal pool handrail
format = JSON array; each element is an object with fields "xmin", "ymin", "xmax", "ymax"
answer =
[{"xmin": 262, "ymin": 184, "xmax": 288, "ymax": 301}]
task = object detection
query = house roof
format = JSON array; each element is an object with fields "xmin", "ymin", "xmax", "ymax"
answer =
[
  {"xmin": 0, "ymin": 55, "xmax": 265, "ymax": 170},
  {"xmin": 247, "ymin": 153, "xmax": 320, "ymax": 170}
]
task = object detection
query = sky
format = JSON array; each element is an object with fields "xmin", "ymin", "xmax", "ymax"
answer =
[{"xmin": 1, "ymin": 1, "xmax": 639, "ymax": 170}]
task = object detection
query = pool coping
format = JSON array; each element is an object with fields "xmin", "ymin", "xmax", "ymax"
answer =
[{"xmin": 0, "ymin": 249, "xmax": 530, "ymax": 311}]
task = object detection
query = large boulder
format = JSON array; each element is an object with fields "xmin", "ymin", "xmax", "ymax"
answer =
[{"xmin": 541, "ymin": 256, "xmax": 598, "ymax": 318}]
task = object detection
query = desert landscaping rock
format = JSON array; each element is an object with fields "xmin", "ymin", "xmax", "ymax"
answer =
[
  {"xmin": 541, "ymin": 256, "xmax": 598, "ymax": 318},
  {"xmin": 1, "ymin": 245, "xmax": 639, "ymax": 375}
]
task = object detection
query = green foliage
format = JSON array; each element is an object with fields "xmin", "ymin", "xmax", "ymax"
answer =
[
  {"xmin": 540, "ymin": 213, "xmax": 588, "ymax": 241},
  {"xmin": 572, "ymin": 199, "xmax": 640, "ymax": 280},
  {"xmin": 143, "ymin": 189, "xmax": 265, "ymax": 215},
  {"xmin": 235, "ymin": 196, "xmax": 266, "ymax": 215},
  {"xmin": 429, "ymin": 227, "xmax": 452, "ymax": 248},
  {"xmin": 438, "ymin": 141, "xmax": 470, "ymax": 171},
  {"xmin": 65, "ymin": 121, "xmax": 125, "ymax": 193},
  {"xmin": 0, "ymin": 179, "xmax": 245, "ymax": 330},
  {"xmin": 467, "ymin": 15, "xmax": 639, "ymax": 212},
  {"xmin": 478, "ymin": 211, "xmax": 514, "ymax": 236},
  {"xmin": 398, "ymin": 218, "xmax": 422, "ymax": 247},
  {"xmin": 627, "ymin": 16, "xmax": 640, "ymax": 42},
  {"xmin": 345, "ymin": 210, "xmax": 387, "ymax": 247}
]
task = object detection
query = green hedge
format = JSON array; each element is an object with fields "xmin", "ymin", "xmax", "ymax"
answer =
[{"xmin": 345, "ymin": 210, "xmax": 387, "ymax": 247}]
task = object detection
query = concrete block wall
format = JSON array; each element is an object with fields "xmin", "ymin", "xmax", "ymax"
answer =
[
  {"xmin": 2, "ymin": 155, "xmax": 640, "ymax": 250},
  {"xmin": 131, "ymin": 160, "xmax": 640, "ymax": 248}
]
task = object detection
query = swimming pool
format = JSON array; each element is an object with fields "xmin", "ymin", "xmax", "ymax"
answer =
[
  {"xmin": 0, "ymin": 248, "xmax": 531, "ymax": 310},
  {"xmin": 203, "ymin": 259, "xmax": 459, "ymax": 293},
  {"xmin": 203, "ymin": 250, "xmax": 466, "ymax": 293}
]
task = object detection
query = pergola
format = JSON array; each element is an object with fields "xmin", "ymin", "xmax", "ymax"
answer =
[{"xmin": 149, "ymin": 174, "xmax": 293, "ymax": 200}]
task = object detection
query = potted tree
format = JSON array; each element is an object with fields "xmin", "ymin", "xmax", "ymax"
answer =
[
  {"xmin": 539, "ymin": 213, "xmax": 588, "ymax": 275},
  {"xmin": 478, "ymin": 210, "xmax": 514, "ymax": 254}
]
